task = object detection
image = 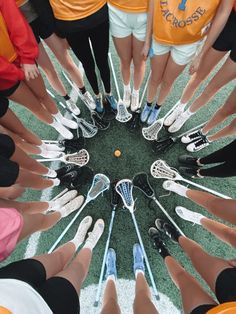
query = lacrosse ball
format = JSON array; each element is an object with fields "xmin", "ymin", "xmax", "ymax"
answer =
[{"xmin": 114, "ymin": 149, "xmax": 121, "ymax": 157}]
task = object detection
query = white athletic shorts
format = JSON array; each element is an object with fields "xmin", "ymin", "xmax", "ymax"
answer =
[
  {"xmin": 152, "ymin": 39, "xmax": 204, "ymax": 66},
  {"xmin": 108, "ymin": 4, "xmax": 147, "ymax": 41}
]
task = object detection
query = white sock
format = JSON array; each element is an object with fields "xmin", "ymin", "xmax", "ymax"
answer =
[
  {"xmin": 46, "ymin": 169, "xmax": 57, "ymax": 178},
  {"xmin": 82, "ymin": 242, "xmax": 93, "ymax": 251},
  {"xmin": 177, "ymin": 100, "xmax": 187, "ymax": 110},
  {"xmin": 133, "ymin": 88, "xmax": 139, "ymax": 95},
  {"xmin": 124, "ymin": 83, "xmax": 131, "ymax": 91},
  {"xmin": 184, "ymin": 108, "xmax": 194, "ymax": 118},
  {"xmin": 107, "ymin": 274, "xmax": 116, "ymax": 282},
  {"xmin": 53, "ymin": 111, "xmax": 63, "ymax": 121},
  {"xmin": 175, "ymin": 184, "xmax": 189, "ymax": 198},
  {"xmin": 52, "ymin": 178, "xmax": 60, "ymax": 186},
  {"xmin": 135, "ymin": 269, "xmax": 144, "ymax": 279},
  {"xmin": 70, "ymin": 229, "xmax": 84, "ymax": 250}
]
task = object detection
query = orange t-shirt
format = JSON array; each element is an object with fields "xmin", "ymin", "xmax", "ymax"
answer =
[
  {"xmin": 0, "ymin": 13, "xmax": 17, "ymax": 62},
  {"xmin": 153, "ymin": 0, "xmax": 220, "ymax": 45},
  {"xmin": 0, "ymin": 306, "xmax": 12, "ymax": 314},
  {"xmin": 49, "ymin": 0, "xmax": 106, "ymax": 21},
  {"xmin": 207, "ymin": 302, "xmax": 236, "ymax": 313},
  {"xmin": 108, "ymin": 0, "xmax": 148, "ymax": 13}
]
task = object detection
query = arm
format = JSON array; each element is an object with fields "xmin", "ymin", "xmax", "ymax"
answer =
[
  {"xmin": 142, "ymin": 0, "xmax": 154, "ymax": 60},
  {"xmin": 0, "ymin": 57, "xmax": 24, "ymax": 89},
  {"xmin": 189, "ymin": 0, "xmax": 235, "ymax": 74}
]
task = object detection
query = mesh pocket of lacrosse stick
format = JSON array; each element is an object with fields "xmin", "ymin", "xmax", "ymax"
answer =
[
  {"xmin": 87, "ymin": 174, "xmax": 110, "ymax": 201},
  {"xmin": 116, "ymin": 102, "xmax": 132, "ymax": 123},
  {"xmin": 91, "ymin": 111, "xmax": 110, "ymax": 130},
  {"xmin": 133, "ymin": 172, "xmax": 155, "ymax": 198},
  {"xmin": 142, "ymin": 119, "xmax": 163, "ymax": 141},
  {"xmin": 65, "ymin": 149, "xmax": 90, "ymax": 167},
  {"xmin": 77, "ymin": 118, "xmax": 98, "ymax": 138},
  {"xmin": 115, "ymin": 179, "xmax": 135, "ymax": 211},
  {"xmin": 150, "ymin": 159, "xmax": 178, "ymax": 180}
]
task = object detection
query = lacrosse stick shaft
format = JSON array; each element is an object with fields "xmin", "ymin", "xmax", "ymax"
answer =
[
  {"xmin": 37, "ymin": 157, "xmax": 62, "ymax": 163},
  {"xmin": 131, "ymin": 212, "xmax": 159, "ymax": 300},
  {"xmin": 177, "ymin": 122, "xmax": 206, "ymax": 139},
  {"xmin": 153, "ymin": 197, "xmax": 185, "ymax": 236},
  {"xmin": 94, "ymin": 209, "xmax": 116, "ymax": 307},
  {"xmin": 182, "ymin": 179, "xmax": 231, "ymax": 200},
  {"xmin": 139, "ymin": 71, "xmax": 151, "ymax": 106},
  {"xmin": 48, "ymin": 200, "xmax": 89, "ymax": 253},
  {"xmin": 43, "ymin": 140, "xmax": 59, "ymax": 144},
  {"xmin": 108, "ymin": 52, "xmax": 121, "ymax": 100}
]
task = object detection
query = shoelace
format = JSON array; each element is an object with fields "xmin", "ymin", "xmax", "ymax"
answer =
[
  {"xmin": 195, "ymin": 136, "xmax": 209, "ymax": 148},
  {"xmin": 189, "ymin": 130, "xmax": 202, "ymax": 140}
]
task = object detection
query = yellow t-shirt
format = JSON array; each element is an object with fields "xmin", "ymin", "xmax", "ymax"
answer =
[
  {"xmin": 0, "ymin": 13, "xmax": 17, "ymax": 62},
  {"xmin": 207, "ymin": 302, "xmax": 236, "ymax": 313},
  {"xmin": 153, "ymin": 0, "xmax": 220, "ymax": 45},
  {"xmin": 49, "ymin": 0, "xmax": 106, "ymax": 21},
  {"xmin": 108, "ymin": 0, "xmax": 148, "ymax": 13}
]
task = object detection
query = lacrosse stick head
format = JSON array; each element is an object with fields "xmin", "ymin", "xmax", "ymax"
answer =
[
  {"xmin": 127, "ymin": 110, "xmax": 141, "ymax": 131},
  {"xmin": 150, "ymin": 159, "xmax": 179, "ymax": 180},
  {"xmin": 116, "ymin": 102, "xmax": 132, "ymax": 123},
  {"xmin": 70, "ymin": 166, "xmax": 94, "ymax": 190},
  {"xmin": 64, "ymin": 149, "xmax": 89, "ymax": 167},
  {"xmin": 115, "ymin": 179, "xmax": 135, "ymax": 212},
  {"xmin": 142, "ymin": 119, "xmax": 163, "ymax": 141},
  {"xmin": 59, "ymin": 137, "xmax": 85, "ymax": 153},
  {"xmin": 77, "ymin": 118, "xmax": 98, "ymax": 138},
  {"xmin": 151, "ymin": 136, "xmax": 176, "ymax": 153},
  {"xmin": 132, "ymin": 172, "xmax": 154, "ymax": 198},
  {"xmin": 87, "ymin": 173, "xmax": 110, "ymax": 201},
  {"xmin": 111, "ymin": 180, "xmax": 121, "ymax": 208},
  {"xmin": 91, "ymin": 111, "xmax": 110, "ymax": 130}
]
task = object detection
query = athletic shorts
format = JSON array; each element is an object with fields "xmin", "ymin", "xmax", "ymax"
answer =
[
  {"xmin": 0, "ymin": 97, "xmax": 9, "ymax": 118},
  {"xmin": 0, "ymin": 134, "xmax": 16, "ymax": 159},
  {"xmin": 30, "ymin": 16, "xmax": 55, "ymax": 43},
  {"xmin": 191, "ymin": 267, "xmax": 236, "ymax": 314},
  {"xmin": 213, "ymin": 11, "xmax": 236, "ymax": 62},
  {"xmin": 0, "ymin": 81, "xmax": 20, "ymax": 98},
  {"xmin": 108, "ymin": 3, "xmax": 147, "ymax": 41},
  {"xmin": 152, "ymin": 39, "xmax": 203, "ymax": 66},
  {"xmin": 0, "ymin": 156, "xmax": 19, "ymax": 187},
  {"xmin": 0, "ymin": 259, "xmax": 80, "ymax": 314}
]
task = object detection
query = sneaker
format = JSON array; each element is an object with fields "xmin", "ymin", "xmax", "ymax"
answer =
[
  {"xmin": 56, "ymin": 164, "xmax": 79, "ymax": 179},
  {"xmin": 105, "ymin": 248, "xmax": 117, "ymax": 279},
  {"xmin": 65, "ymin": 99, "xmax": 80, "ymax": 116},
  {"xmin": 72, "ymin": 216, "xmax": 93, "ymax": 247},
  {"xmin": 85, "ymin": 219, "xmax": 105, "ymax": 250},
  {"xmin": 175, "ymin": 206, "xmax": 204, "ymax": 225},
  {"xmin": 147, "ymin": 106, "xmax": 160, "ymax": 125},
  {"xmin": 39, "ymin": 148, "xmax": 63, "ymax": 159},
  {"xmin": 105, "ymin": 94, "xmax": 117, "ymax": 110},
  {"xmin": 148, "ymin": 227, "xmax": 170, "ymax": 257},
  {"xmin": 45, "ymin": 169, "xmax": 57, "ymax": 178},
  {"xmin": 178, "ymin": 155, "xmax": 200, "ymax": 167},
  {"xmin": 168, "ymin": 113, "xmax": 189, "ymax": 133},
  {"xmin": 82, "ymin": 91, "xmax": 96, "ymax": 110},
  {"xmin": 164, "ymin": 103, "xmax": 184, "ymax": 127},
  {"xmin": 179, "ymin": 167, "xmax": 203, "ymax": 178},
  {"xmin": 58, "ymin": 195, "xmax": 84, "ymax": 217},
  {"xmin": 95, "ymin": 94, "xmax": 104, "ymax": 113},
  {"xmin": 48, "ymin": 189, "xmax": 78, "ymax": 211},
  {"xmin": 59, "ymin": 170, "xmax": 80, "ymax": 187},
  {"xmin": 52, "ymin": 120, "xmax": 73, "ymax": 139},
  {"xmin": 127, "ymin": 110, "xmax": 141, "ymax": 131},
  {"xmin": 140, "ymin": 103, "xmax": 152, "ymax": 123},
  {"xmin": 54, "ymin": 114, "xmax": 78, "ymax": 130},
  {"xmin": 52, "ymin": 178, "xmax": 60, "ymax": 187},
  {"xmin": 181, "ymin": 129, "xmax": 203, "ymax": 144},
  {"xmin": 123, "ymin": 87, "xmax": 131, "ymax": 108},
  {"xmin": 133, "ymin": 243, "xmax": 145, "ymax": 275},
  {"xmin": 155, "ymin": 219, "xmax": 181, "ymax": 243},
  {"xmin": 162, "ymin": 180, "xmax": 183, "ymax": 193},
  {"xmin": 131, "ymin": 91, "xmax": 140, "ymax": 112},
  {"xmin": 186, "ymin": 136, "xmax": 210, "ymax": 152},
  {"xmin": 41, "ymin": 143, "xmax": 65, "ymax": 152}
]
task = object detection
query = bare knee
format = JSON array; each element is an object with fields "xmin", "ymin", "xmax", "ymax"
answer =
[{"xmin": 149, "ymin": 73, "xmax": 162, "ymax": 87}]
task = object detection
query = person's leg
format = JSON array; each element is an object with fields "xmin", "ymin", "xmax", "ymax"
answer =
[
  {"xmin": 202, "ymin": 87, "xmax": 236, "ymax": 135},
  {"xmin": 199, "ymin": 162, "xmax": 236, "ymax": 178},
  {"xmin": 44, "ymin": 34, "xmax": 84, "ymax": 89},
  {"xmin": 101, "ymin": 278, "xmax": 121, "ymax": 314},
  {"xmin": 207, "ymin": 118, "xmax": 236, "ymax": 142},
  {"xmin": 0, "ymin": 185, "xmax": 25, "ymax": 200},
  {"xmin": 132, "ymin": 36, "xmax": 146, "ymax": 90},
  {"xmin": 0, "ymin": 198, "xmax": 48, "ymax": 213}
]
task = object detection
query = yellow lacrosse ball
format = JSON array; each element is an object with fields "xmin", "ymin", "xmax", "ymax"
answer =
[{"xmin": 114, "ymin": 149, "xmax": 121, "ymax": 157}]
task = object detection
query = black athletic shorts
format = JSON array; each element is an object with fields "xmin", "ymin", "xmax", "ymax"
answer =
[
  {"xmin": 191, "ymin": 267, "xmax": 236, "ymax": 314},
  {"xmin": 0, "ymin": 259, "xmax": 80, "ymax": 314},
  {"xmin": 0, "ymin": 156, "xmax": 19, "ymax": 187},
  {"xmin": 213, "ymin": 11, "xmax": 236, "ymax": 62},
  {"xmin": 0, "ymin": 134, "xmax": 15, "ymax": 159},
  {"xmin": 30, "ymin": 15, "xmax": 55, "ymax": 43},
  {"xmin": 0, "ymin": 97, "xmax": 9, "ymax": 118},
  {"xmin": 0, "ymin": 81, "xmax": 20, "ymax": 98}
]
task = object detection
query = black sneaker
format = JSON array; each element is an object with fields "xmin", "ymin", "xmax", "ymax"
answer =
[
  {"xmin": 56, "ymin": 164, "xmax": 79, "ymax": 179},
  {"xmin": 155, "ymin": 219, "xmax": 181, "ymax": 243},
  {"xmin": 179, "ymin": 167, "xmax": 203, "ymax": 178},
  {"xmin": 127, "ymin": 110, "xmax": 141, "ymax": 131},
  {"xmin": 59, "ymin": 170, "xmax": 79, "ymax": 187},
  {"xmin": 178, "ymin": 155, "xmax": 201, "ymax": 167},
  {"xmin": 70, "ymin": 166, "xmax": 94, "ymax": 189},
  {"xmin": 148, "ymin": 227, "xmax": 170, "ymax": 258}
]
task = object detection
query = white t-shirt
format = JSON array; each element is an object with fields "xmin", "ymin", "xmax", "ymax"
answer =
[{"xmin": 0, "ymin": 279, "xmax": 53, "ymax": 314}]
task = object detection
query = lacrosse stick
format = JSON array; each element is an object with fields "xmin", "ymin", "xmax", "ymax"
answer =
[
  {"xmin": 37, "ymin": 149, "xmax": 89, "ymax": 167},
  {"xmin": 152, "ymin": 122, "xmax": 206, "ymax": 153},
  {"xmin": 74, "ymin": 117, "xmax": 98, "ymax": 138},
  {"xmin": 94, "ymin": 181, "xmax": 120, "ymax": 307},
  {"xmin": 43, "ymin": 138, "xmax": 85, "ymax": 153},
  {"xmin": 142, "ymin": 102, "xmax": 180, "ymax": 141},
  {"xmin": 48, "ymin": 173, "xmax": 110, "ymax": 253},
  {"xmin": 133, "ymin": 172, "xmax": 185, "ymax": 236},
  {"xmin": 91, "ymin": 111, "xmax": 110, "ymax": 130},
  {"xmin": 115, "ymin": 179, "xmax": 159, "ymax": 300},
  {"xmin": 150, "ymin": 160, "xmax": 231, "ymax": 199},
  {"xmin": 108, "ymin": 53, "xmax": 132, "ymax": 123}
]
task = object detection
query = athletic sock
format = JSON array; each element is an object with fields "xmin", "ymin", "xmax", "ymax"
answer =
[
  {"xmin": 173, "ymin": 183, "xmax": 189, "ymax": 197},
  {"xmin": 107, "ymin": 274, "xmax": 116, "ymax": 282},
  {"xmin": 135, "ymin": 269, "xmax": 144, "ymax": 279},
  {"xmin": 52, "ymin": 178, "xmax": 60, "ymax": 186},
  {"xmin": 63, "ymin": 94, "xmax": 70, "ymax": 101},
  {"xmin": 147, "ymin": 102, "xmax": 152, "ymax": 107},
  {"xmin": 155, "ymin": 103, "xmax": 161, "ymax": 109},
  {"xmin": 124, "ymin": 83, "xmax": 131, "ymax": 91},
  {"xmin": 133, "ymin": 88, "xmax": 139, "ymax": 95},
  {"xmin": 184, "ymin": 108, "xmax": 194, "ymax": 118},
  {"xmin": 79, "ymin": 86, "xmax": 86, "ymax": 94},
  {"xmin": 177, "ymin": 100, "xmax": 187, "ymax": 110}
]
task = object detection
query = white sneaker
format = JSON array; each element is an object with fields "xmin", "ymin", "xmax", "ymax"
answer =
[
  {"xmin": 131, "ymin": 91, "xmax": 140, "ymax": 112},
  {"xmin": 175, "ymin": 206, "xmax": 204, "ymax": 225},
  {"xmin": 42, "ymin": 143, "xmax": 65, "ymax": 152},
  {"xmin": 46, "ymin": 169, "xmax": 57, "ymax": 178},
  {"xmin": 84, "ymin": 219, "xmax": 105, "ymax": 250},
  {"xmin": 39, "ymin": 148, "xmax": 62, "ymax": 158},
  {"xmin": 58, "ymin": 195, "xmax": 84, "ymax": 218},
  {"xmin": 123, "ymin": 88, "xmax": 131, "ymax": 108},
  {"xmin": 72, "ymin": 216, "xmax": 93, "ymax": 247},
  {"xmin": 186, "ymin": 137, "xmax": 210, "ymax": 152},
  {"xmin": 82, "ymin": 91, "xmax": 96, "ymax": 110},
  {"xmin": 48, "ymin": 189, "xmax": 78, "ymax": 211},
  {"xmin": 168, "ymin": 113, "xmax": 189, "ymax": 133},
  {"xmin": 181, "ymin": 130, "xmax": 203, "ymax": 144},
  {"xmin": 52, "ymin": 120, "xmax": 73, "ymax": 139},
  {"xmin": 65, "ymin": 99, "xmax": 80, "ymax": 116},
  {"xmin": 164, "ymin": 102, "xmax": 185, "ymax": 127},
  {"xmin": 52, "ymin": 178, "xmax": 60, "ymax": 187},
  {"xmin": 162, "ymin": 180, "xmax": 187, "ymax": 197}
]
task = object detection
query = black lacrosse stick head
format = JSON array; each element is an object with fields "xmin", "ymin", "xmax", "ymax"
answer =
[
  {"xmin": 132, "ymin": 172, "xmax": 154, "ymax": 198},
  {"xmin": 127, "ymin": 110, "xmax": 141, "ymax": 131},
  {"xmin": 91, "ymin": 111, "xmax": 110, "ymax": 130},
  {"xmin": 70, "ymin": 166, "xmax": 94, "ymax": 190},
  {"xmin": 111, "ymin": 180, "xmax": 121, "ymax": 208},
  {"xmin": 59, "ymin": 137, "xmax": 85, "ymax": 153},
  {"xmin": 102, "ymin": 99, "xmax": 116, "ymax": 121},
  {"xmin": 151, "ymin": 137, "xmax": 175, "ymax": 154}
]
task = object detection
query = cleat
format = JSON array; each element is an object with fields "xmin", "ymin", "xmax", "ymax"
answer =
[
  {"xmin": 85, "ymin": 219, "xmax": 105, "ymax": 250},
  {"xmin": 105, "ymin": 248, "xmax": 117, "ymax": 279},
  {"xmin": 155, "ymin": 219, "xmax": 181, "ymax": 243},
  {"xmin": 133, "ymin": 243, "xmax": 145, "ymax": 275},
  {"xmin": 148, "ymin": 227, "xmax": 170, "ymax": 257},
  {"xmin": 65, "ymin": 99, "xmax": 80, "ymax": 116},
  {"xmin": 82, "ymin": 91, "xmax": 96, "ymax": 110},
  {"xmin": 140, "ymin": 103, "xmax": 152, "ymax": 123},
  {"xmin": 181, "ymin": 129, "xmax": 203, "ymax": 144},
  {"xmin": 58, "ymin": 195, "xmax": 84, "ymax": 218},
  {"xmin": 59, "ymin": 170, "xmax": 80, "ymax": 187},
  {"xmin": 164, "ymin": 103, "xmax": 185, "ymax": 127},
  {"xmin": 95, "ymin": 94, "xmax": 104, "ymax": 113},
  {"xmin": 56, "ymin": 164, "xmax": 79, "ymax": 179},
  {"xmin": 168, "ymin": 113, "xmax": 189, "ymax": 133},
  {"xmin": 52, "ymin": 120, "xmax": 73, "ymax": 139},
  {"xmin": 178, "ymin": 155, "xmax": 200, "ymax": 167},
  {"xmin": 72, "ymin": 216, "xmax": 93, "ymax": 247},
  {"xmin": 175, "ymin": 206, "xmax": 204, "ymax": 225},
  {"xmin": 147, "ymin": 107, "xmax": 160, "ymax": 125},
  {"xmin": 105, "ymin": 95, "xmax": 117, "ymax": 111},
  {"xmin": 179, "ymin": 167, "xmax": 203, "ymax": 178},
  {"xmin": 186, "ymin": 136, "xmax": 210, "ymax": 152}
]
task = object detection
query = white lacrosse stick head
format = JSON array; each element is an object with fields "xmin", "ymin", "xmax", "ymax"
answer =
[
  {"xmin": 77, "ymin": 118, "xmax": 98, "ymax": 138},
  {"xmin": 150, "ymin": 159, "xmax": 179, "ymax": 180},
  {"xmin": 64, "ymin": 149, "xmax": 90, "ymax": 166},
  {"xmin": 115, "ymin": 179, "xmax": 135, "ymax": 213},
  {"xmin": 116, "ymin": 102, "xmax": 132, "ymax": 123},
  {"xmin": 142, "ymin": 119, "xmax": 163, "ymax": 141},
  {"xmin": 87, "ymin": 173, "xmax": 110, "ymax": 202}
]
